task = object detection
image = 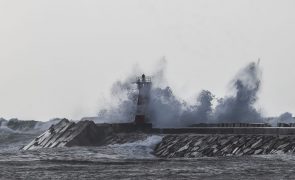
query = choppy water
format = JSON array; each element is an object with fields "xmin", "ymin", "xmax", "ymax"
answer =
[{"xmin": 1, "ymin": 130, "xmax": 295, "ymax": 179}]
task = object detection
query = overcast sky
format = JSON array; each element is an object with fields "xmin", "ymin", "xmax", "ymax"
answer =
[{"xmin": 0, "ymin": 0, "xmax": 294, "ymax": 121}]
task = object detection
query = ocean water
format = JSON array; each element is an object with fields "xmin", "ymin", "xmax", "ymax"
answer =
[{"xmin": 1, "ymin": 130, "xmax": 295, "ymax": 180}]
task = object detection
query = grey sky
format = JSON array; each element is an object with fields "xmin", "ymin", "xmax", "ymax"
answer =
[{"xmin": 0, "ymin": 0, "xmax": 294, "ymax": 121}]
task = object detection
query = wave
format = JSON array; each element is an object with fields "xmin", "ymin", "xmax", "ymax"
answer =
[
  {"xmin": 109, "ymin": 135, "xmax": 163, "ymax": 159},
  {"xmin": 0, "ymin": 125, "xmax": 17, "ymax": 134},
  {"xmin": 33, "ymin": 119, "xmax": 61, "ymax": 131},
  {"xmin": 0, "ymin": 119, "xmax": 62, "ymax": 134}
]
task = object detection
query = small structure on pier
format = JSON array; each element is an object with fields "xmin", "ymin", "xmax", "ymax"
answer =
[{"xmin": 134, "ymin": 74, "xmax": 152, "ymax": 124}]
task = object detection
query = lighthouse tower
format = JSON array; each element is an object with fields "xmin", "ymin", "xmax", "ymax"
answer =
[{"xmin": 134, "ymin": 74, "xmax": 152, "ymax": 124}]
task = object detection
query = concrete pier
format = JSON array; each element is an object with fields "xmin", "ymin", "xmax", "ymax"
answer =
[{"xmin": 152, "ymin": 127, "xmax": 295, "ymax": 135}]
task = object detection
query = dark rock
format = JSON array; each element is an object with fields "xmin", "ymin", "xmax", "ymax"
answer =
[
  {"xmin": 154, "ymin": 134, "xmax": 295, "ymax": 158},
  {"xmin": 22, "ymin": 119, "xmax": 112, "ymax": 150},
  {"xmin": 22, "ymin": 119, "xmax": 153, "ymax": 150}
]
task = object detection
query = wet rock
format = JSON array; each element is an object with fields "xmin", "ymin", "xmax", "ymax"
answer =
[
  {"xmin": 22, "ymin": 119, "xmax": 111, "ymax": 150},
  {"xmin": 254, "ymin": 149, "xmax": 263, "ymax": 155},
  {"xmin": 154, "ymin": 134, "xmax": 295, "ymax": 158}
]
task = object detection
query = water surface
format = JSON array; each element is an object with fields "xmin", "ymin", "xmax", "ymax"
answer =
[{"xmin": 0, "ymin": 131, "xmax": 294, "ymax": 179}]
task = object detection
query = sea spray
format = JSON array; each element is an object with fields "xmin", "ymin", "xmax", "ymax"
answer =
[
  {"xmin": 109, "ymin": 135, "xmax": 163, "ymax": 159},
  {"xmin": 214, "ymin": 61, "xmax": 263, "ymax": 123},
  {"xmin": 180, "ymin": 90, "xmax": 215, "ymax": 125},
  {"xmin": 95, "ymin": 61, "xmax": 271, "ymax": 126}
]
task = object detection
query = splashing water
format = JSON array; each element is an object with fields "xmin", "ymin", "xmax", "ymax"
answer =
[
  {"xmin": 214, "ymin": 62, "xmax": 262, "ymax": 123},
  {"xmin": 109, "ymin": 135, "xmax": 163, "ymax": 159},
  {"xmin": 94, "ymin": 61, "xmax": 270, "ymax": 127}
]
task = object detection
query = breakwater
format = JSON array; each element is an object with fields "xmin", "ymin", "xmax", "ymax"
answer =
[
  {"xmin": 152, "ymin": 127, "xmax": 295, "ymax": 135},
  {"xmin": 22, "ymin": 119, "xmax": 295, "ymax": 158},
  {"xmin": 22, "ymin": 119, "xmax": 151, "ymax": 150},
  {"xmin": 154, "ymin": 134, "xmax": 295, "ymax": 158}
]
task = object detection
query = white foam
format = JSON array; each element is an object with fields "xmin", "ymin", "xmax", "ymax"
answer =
[{"xmin": 109, "ymin": 135, "xmax": 163, "ymax": 159}]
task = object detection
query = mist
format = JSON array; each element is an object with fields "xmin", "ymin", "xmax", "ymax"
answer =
[
  {"xmin": 93, "ymin": 61, "xmax": 272, "ymax": 127},
  {"xmin": 213, "ymin": 62, "xmax": 263, "ymax": 123}
]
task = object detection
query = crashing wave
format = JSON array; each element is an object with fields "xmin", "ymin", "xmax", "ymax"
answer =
[
  {"xmin": 0, "ymin": 118, "xmax": 63, "ymax": 133},
  {"xmin": 109, "ymin": 135, "xmax": 163, "ymax": 159}
]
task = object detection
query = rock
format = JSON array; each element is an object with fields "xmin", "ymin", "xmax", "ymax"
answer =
[
  {"xmin": 251, "ymin": 138, "xmax": 263, "ymax": 149},
  {"xmin": 177, "ymin": 143, "xmax": 190, "ymax": 152},
  {"xmin": 254, "ymin": 149, "xmax": 263, "ymax": 155},
  {"xmin": 232, "ymin": 147, "xmax": 240, "ymax": 154},
  {"xmin": 154, "ymin": 134, "xmax": 295, "ymax": 158},
  {"xmin": 22, "ymin": 119, "xmax": 111, "ymax": 150}
]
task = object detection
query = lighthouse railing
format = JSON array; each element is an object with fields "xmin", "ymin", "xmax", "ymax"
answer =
[{"xmin": 136, "ymin": 76, "xmax": 152, "ymax": 83}]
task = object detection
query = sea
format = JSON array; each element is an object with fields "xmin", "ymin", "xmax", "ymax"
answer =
[{"xmin": 1, "ymin": 128, "xmax": 295, "ymax": 180}]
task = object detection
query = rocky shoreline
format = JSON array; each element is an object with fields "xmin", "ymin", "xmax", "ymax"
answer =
[{"xmin": 154, "ymin": 134, "xmax": 295, "ymax": 158}]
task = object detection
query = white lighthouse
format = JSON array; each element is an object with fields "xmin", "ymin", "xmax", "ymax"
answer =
[{"xmin": 134, "ymin": 74, "xmax": 152, "ymax": 124}]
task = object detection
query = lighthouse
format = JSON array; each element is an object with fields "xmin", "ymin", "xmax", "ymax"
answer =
[{"xmin": 134, "ymin": 74, "xmax": 152, "ymax": 124}]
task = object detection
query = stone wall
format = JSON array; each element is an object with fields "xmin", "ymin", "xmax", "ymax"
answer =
[
  {"xmin": 154, "ymin": 134, "xmax": 295, "ymax": 158},
  {"xmin": 22, "ymin": 119, "xmax": 108, "ymax": 150},
  {"xmin": 22, "ymin": 119, "xmax": 152, "ymax": 150}
]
